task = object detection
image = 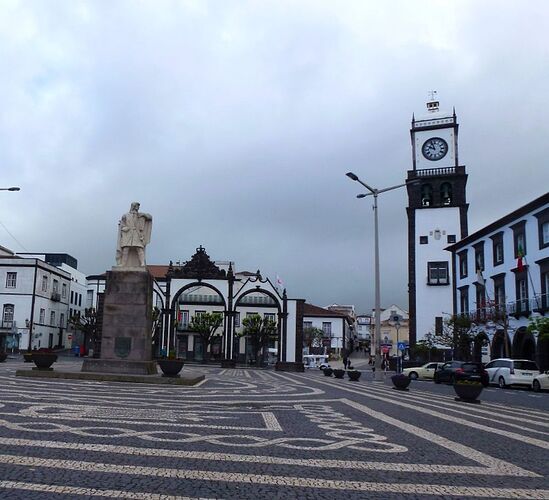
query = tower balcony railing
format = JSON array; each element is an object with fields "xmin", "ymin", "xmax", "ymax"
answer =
[{"xmin": 408, "ymin": 166, "xmax": 465, "ymax": 178}]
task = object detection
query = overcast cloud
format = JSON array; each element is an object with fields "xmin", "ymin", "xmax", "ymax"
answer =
[{"xmin": 0, "ymin": 0, "xmax": 547, "ymax": 313}]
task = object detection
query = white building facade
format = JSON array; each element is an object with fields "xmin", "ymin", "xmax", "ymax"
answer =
[
  {"xmin": 0, "ymin": 255, "xmax": 72, "ymax": 351},
  {"xmin": 407, "ymin": 98, "xmax": 469, "ymax": 345},
  {"xmin": 447, "ymin": 193, "xmax": 549, "ymax": 368}
]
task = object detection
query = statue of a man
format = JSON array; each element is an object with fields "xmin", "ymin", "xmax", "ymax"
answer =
[{"xmin": 115, "ymin": 202, "xmax": 153, "ymax": 268}]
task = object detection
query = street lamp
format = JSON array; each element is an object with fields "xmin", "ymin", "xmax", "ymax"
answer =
[
  {"xmin": 0, "ymin": 187, "xmax": 20, "ymax": 191},
  {"xmin": 346, "ymin": 172, "xmax": 417, "ymax": 381}
]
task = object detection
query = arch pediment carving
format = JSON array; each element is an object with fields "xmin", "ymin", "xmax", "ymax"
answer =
[{"xmin": 168, "ymin": 246, "xmax": 227, "ymax": 280}]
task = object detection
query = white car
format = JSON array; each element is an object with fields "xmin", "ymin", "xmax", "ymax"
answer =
[
  {"xmin": 484, "ymin": 358, "xmax": 540, "ymax": 388},
  {"xmin": 532, "ymin": 371, "xmax": 549, "ymax": 392},
  {"xmin": 302, "ymin": 355, "xmax": 330, "ymax": 370},
  {"xmin": 402, "ymin": 362, "xmax": 443, "ymax": 380}
]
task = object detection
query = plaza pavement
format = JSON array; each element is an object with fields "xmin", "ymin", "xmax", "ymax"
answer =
[{"xmin": 0, "ymin": 357, "xmax": 547, "ymax": 499}]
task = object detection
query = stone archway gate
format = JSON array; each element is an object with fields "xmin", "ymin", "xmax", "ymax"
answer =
[{"xmin": 157, "ymin": 246, "xmax": 304, "ymax": 371}]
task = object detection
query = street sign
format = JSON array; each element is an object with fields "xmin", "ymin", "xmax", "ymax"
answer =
[
  {"xmin": 381, "ymin": 346, "xmax": 390, "ymax": 354},
  {"xmin": 397, "ymin": 342, "xmax": 407, "ymax": 351}
]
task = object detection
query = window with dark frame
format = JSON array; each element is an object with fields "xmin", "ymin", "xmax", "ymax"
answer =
[
  {"xmin": 419, "ymin": 236, "xmax": 428, "ymax": 244},
  {"xmin": 511, "ymin": 220, "xmax": 527, "ymax": 258},
  {"xmin": 515, "ymin": 272, "xmax": 529, "ymax": 314},
  {"xmin": 534, "ymin": 207, "xmax": 549, "ymax": 249},
  {"xmin": 490, "ymin": 232, "xmax": 504, "ymax": 266},
  {"xmin": 473, "ymin": 242, "xmax": 485, "ymax": 272},
  {"xmin": 459, "ymin": 286, "xmax": 469, "ymax": 314},
  {"xmin": 539, "ymin": 259, "xmax": 549, "ymax": 310},
  {"xmin": 447, "ymin": 234, "xmax": 456, "ymax": 244},
  {"xmin": 427, "ymin": 261, "xmax": 449, "ymax": 285},
  {"xmin": 458, "ymin": 251, "xmax": 468, "ymax": 278},
  {"xmin": 492, "ymin": 275, "xmax": 506, "ymax": 309}
]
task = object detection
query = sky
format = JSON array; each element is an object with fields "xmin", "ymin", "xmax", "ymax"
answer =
[{"xmin": 0, "ymin": 0, "xmax": 548, "ymax": 313}]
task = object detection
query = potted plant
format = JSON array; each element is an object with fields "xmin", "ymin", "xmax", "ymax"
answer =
[
  {"xmin": 23, "ymin": 352, "xmax": 34, "ymax": 363},
  {"xmin": 453, "ymin": 379, "xmax": 483, "ymax": 403},
  {"xmin": 32, "ymin": 349, "xmax": 58, "ymax": 370},
  {"xmin": 323, "ymin": 367, "xmax": 333, "ymax": 377},
  {"xmin": 0, "ymin": 351, "xmax": 7, "ymax": 363},
  {"xmin": 333, "ymin": 368, "xmax": 345, "ymax": 379},
  {"xmin": 157, "ymin": 350, "xmax": 184, "ymax": 377},
  {"xmin": 391, "ymin": 373, "xmax": 411, "ymax": 390},
  {"xmin": 221, "ymin": 358, "xmax": 236, "ymax": 368},
  {"xmin": 347, "ymin": 370, "xmax": 361, "ymax": 381}
]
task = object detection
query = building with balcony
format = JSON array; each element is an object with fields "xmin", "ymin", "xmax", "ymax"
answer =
[{"xmin": 447, "ymin": 192, "xmax": 549, "ymax": 367}]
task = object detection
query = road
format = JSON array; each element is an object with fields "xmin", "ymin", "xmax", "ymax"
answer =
[{"xmin": 0, "ymin": 357, "xmax": 547, "ymax": 499}]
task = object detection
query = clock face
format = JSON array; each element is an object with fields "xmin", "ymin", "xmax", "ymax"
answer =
[{"xmin": 421, "ymin": 137, "xmax": 448, "ymax": 161}]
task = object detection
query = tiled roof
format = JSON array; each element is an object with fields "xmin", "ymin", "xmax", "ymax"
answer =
[{"xmin": 303, "ymin": 303, "xmax": 346, "ymax": 318}]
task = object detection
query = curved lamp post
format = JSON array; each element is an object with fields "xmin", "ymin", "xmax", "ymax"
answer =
[
  {"xmin": 346, "ymin": 172, "xmax": 417, "ymax": 381},
  {"xmin": 0, "ymin": 187, "xmax": 20, "ymax": 191}
]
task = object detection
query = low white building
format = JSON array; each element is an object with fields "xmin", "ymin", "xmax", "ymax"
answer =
[
  {"xmin": 447, "ymin": 192, "xmax": 549, "ymax": 367},
  {"xmin": 303, "ymin": 303, "xmax": 350, "ymax": 353}
]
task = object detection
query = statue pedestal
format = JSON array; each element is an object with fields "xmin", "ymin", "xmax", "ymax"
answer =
[{"xmin": 82, "ymin": 269, "xmax": 157, "ymax": 375}]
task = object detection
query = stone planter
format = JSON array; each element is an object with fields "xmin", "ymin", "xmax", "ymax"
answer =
[
  {"xmin": 333, "ymin": 369, "xmax": 345, "ymax": 379},
  {"xmin": 221, "ymin": 359, "xmax": 236, "ymax": 369},
  {"xmin": 32, "ymin": 352, "xmax": 58, "ymax": 371},
  {"xmin": 323, "ymin": 367, "xmax": 333, "ymax": 377},
  {"xmin": 347, "ymin": 370, "xmax": 361, "ymax": 381},
  {"xmin": 157, "ymin": 359, "xmax": 184, "ymax": 377},
  {"xmin": 0, "ymin": 352, "xmax": 7, "ymax": 363},
  {"xmin": 453, "ymin": 382, "xmax": 483, "ymax": 403},
  {"xmin": 23, "ymin": 353, "xmax": 34, "ymax": 363},
  {"xmin": 391, "ymin": 374, "xmax": 411, "ymax": 390}
]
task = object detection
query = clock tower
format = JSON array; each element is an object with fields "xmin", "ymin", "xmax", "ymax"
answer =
[{"xmin": 407, "ymin": 96, "xmax": 468, "ymax": 346}]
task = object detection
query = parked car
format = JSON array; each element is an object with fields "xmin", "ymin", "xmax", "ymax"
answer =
[
  {"xmin": 532, "ymin": 371, "xmax": 549, "ymax": 392},
  {"xmin": 434, "ymin": 361, "xmax": 488, "ymax": 386},
  {"xmin": 402, "ymin": 362, "xmax": 443, "ymax": 380},
  {"xmin": 484, "ymin": 358, "xmax": 540, "ymax": 389}
]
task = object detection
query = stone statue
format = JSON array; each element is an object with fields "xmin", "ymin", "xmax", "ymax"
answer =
[{"xmin": 115, "ymin": 202, "xmax": 153, "ymax": 268}]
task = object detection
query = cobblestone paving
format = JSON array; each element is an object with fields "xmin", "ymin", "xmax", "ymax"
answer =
[{"xmin": 0, "ymin": 358, "xmax": 547, "ymax": 499}]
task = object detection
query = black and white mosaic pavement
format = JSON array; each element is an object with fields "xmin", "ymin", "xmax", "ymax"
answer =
[{"xmin": 0, "ymin": 358, "xmax": 547, "ymax": 499}]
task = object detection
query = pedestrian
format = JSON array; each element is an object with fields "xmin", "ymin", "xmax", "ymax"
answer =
[{"xmin": 342, "ymin": 356, "xmax": 348, "ymax": 369}]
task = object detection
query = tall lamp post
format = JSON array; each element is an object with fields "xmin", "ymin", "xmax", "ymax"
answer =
[
  {"xmin": 0, "ymin": 187, "xmax": 20, "ymax": 192},
  {"xmin": 346, "ymin": 172, "xmax": 416, "ymax": 381}
]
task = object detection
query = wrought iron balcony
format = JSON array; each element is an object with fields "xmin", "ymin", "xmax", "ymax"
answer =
[
  {"xmin": 0, "ymin": 320, "xmax": 14, "ymax": 330},
  {"xmin": 51, "ymin": 291, "xmax": 61, "ymax": 302}
]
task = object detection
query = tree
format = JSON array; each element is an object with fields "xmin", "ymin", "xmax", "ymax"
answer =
[
  {"xmin": 410, "ymin": 332, "xmax": 441, "ymax": 362},
  {"xmin": 238, "ymin": 314, "xmax": 277, "ymax": 366},
  {"xmin": 440, "ymin": 315, "xmax": 475, "ymax": 360},
  {"xmin": 188, "ymin": 312, "xmax": 223, "ymax": 362},
  {"xmin": 69, "ymin": 308, "xmax": 98, "ymax": 357},
  {"xmin": 527, "ymin": 316, "xmax": 549, "ymax": 341},
  {"xmin": 303, "ymin": 326, "xmax": 324, "ymax": 350}
]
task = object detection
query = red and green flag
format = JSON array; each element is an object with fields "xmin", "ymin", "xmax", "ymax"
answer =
[{"xmin": 517, "ymin": 244, "xmax": 524, "ymax": 272}]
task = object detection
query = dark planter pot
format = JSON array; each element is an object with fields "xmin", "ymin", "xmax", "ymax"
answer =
[
  {"xmin": 23, "ymin": 353, "xmax": 34, "ymax": 363},
  {"xmin": 0, "ymin": 352, "xmax": 7, "ymax": 363},
  {"xmin": 221, "ymin": 359, "xmax": 236, "ymax": 369},
  {"xmin": 391, "ymin": 374, "xmax": 411, "ymax": 390},
  {"xmin": 453, "ymin": 382, "xmax": 483, "ymax": 403},
  {"xmin": 347, "ymin": 370, "xmax": 361, "ymax": 381},
  {"xmin": 32, "ymin": 353, "xmax": 58, "ymax": 370},
  {"xmin": 323, "ymin": 368, "xmax": 333, "ymax": 377},
  {"xmin": 158, "ymin": 359, "xmax": 184, "ymax": 377},
  {"xmin": 333, "ymin": 369, "xmax": 345, "ymax": 379}
]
